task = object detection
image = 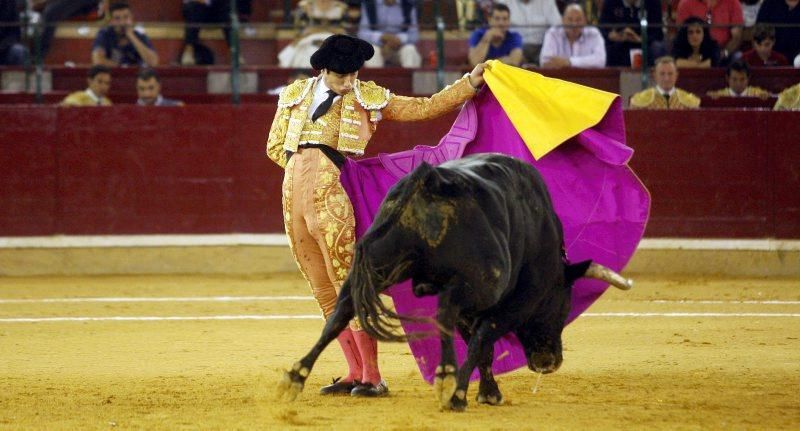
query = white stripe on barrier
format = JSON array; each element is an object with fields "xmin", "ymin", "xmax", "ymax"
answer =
[
  {"xmin": 580, "ymin": 312, "xmax": 800, "ymax": 317},
  {"xmin": 0, "ymin": 296, "xmax": 316, "ymax": 304},
  {"xmin": 1, "ymin": 312, "xmax": 799, "ymax": 323},
  {"xmin": 1, "ymin": 235, "xmax": 799, "ymax": 251},
  {"xmin": 0, "ymin": 234, "xmax": 289, "ymax": 248},
  {"xmin": 1, "ymin": 297, "xmax": 798, "ymax": 305},
  {"xmin": 649, "ymin": 300, "xmax": 800, "ymax": 304},
  {"xmin": 0, "ymin": 315, "xmax": 323, "ymax": 323}
]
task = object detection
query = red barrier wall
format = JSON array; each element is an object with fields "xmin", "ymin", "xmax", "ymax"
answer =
[{"xmin": 1, "ymin": 106, "xmax": 798, "ymax": 238}]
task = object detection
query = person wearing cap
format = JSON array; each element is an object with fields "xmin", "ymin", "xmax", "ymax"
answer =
[{"xmin": 266, "ymin": 34, "xmax": 488, "ymax": 398}]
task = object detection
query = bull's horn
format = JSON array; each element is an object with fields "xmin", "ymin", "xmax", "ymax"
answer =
[{"xmin": 585, "ymin": 263, "xmax": 633, "ymax": 290}]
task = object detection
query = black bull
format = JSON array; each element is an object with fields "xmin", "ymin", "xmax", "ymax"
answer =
[{"xmin": 276, "ymin": 153, "xmax": 632, "ymax": 411}]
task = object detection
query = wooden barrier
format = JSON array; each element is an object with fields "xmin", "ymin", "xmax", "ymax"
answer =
[{"xmin": 1, "ymin": 106, "xmax": 798, "ymax": 238}]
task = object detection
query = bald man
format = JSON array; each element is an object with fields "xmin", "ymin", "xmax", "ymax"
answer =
[{"xmin": 540, "ymin": 3, "xmax": 606, "ymax": 68}]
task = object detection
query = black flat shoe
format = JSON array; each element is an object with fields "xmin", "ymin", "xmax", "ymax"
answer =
[
  {"xmin": 320, "ymin": 377, "xmax": 360, "ymax": 395},
  {"xmin": 351, "ymin": 380, "xmax": 389, "ymax": 397}
]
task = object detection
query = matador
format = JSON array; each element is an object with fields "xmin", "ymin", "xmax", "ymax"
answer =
[{"xmin": 266, "ymin": 34, "xmax": 488, "ymax": 397}]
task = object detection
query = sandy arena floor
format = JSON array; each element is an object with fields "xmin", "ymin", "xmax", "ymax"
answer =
[{"xmin": 0, "ymin": 273, "xmax": 798, "ymax": 430}]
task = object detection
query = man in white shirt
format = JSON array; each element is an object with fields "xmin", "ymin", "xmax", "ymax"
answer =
[
  {"xmin": 539, "ymin": 3, "xmax": 606, "ymax": 68},
  {"xmin": 497, "ymin": 0, "xmax": 562, "ymax": 65}
]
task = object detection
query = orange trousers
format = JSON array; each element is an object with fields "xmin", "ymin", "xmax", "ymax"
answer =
[{"xmin": 282, "ymin": 148, "xmax": 359, "ymax": 329}]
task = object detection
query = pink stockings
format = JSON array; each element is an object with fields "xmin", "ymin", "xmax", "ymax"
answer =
[
  {"xmin": 337, "ymin": 328, "xmax": 381, "ymax": 385},
  {"xmin": 352, "ymin": 329, "xmax": 381, "ymax": 385}
]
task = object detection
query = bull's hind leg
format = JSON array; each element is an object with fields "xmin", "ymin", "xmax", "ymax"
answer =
[
  {"xmin": 276, "ymin": 282, "xmax": 356, "ymax": 401},
  {"xmin": 456, "ymin": 320, "xmax": 503, "ymax": 406},
  {"xmin": 434, "ymin": 290, "xmax": 460, "ymax": 411},
  {"xmin": 448, "ymin": 318, "xmax": 512, "ymax": 411}
]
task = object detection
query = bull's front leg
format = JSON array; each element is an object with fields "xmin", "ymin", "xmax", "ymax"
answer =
[
  {"xmin": 276, "ymin": 281, "xmax": 356, "ymax": 401},
  {"xmin": 434, "ymin": 289, "xmax": 460, "ymax": 411},
  {"xmin": 448, "ymin": 318, "xmax": 511, "ymax": 411},
  {"xmin": 456, "ymin": 320, "xmax": 502, "ymax": 406}
]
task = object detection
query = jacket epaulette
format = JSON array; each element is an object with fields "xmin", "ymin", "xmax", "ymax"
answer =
[
  {"xmin": 630, "ymin": 88, "xmax": 655, "ymax": 107},
  {"xmin": 278, "ymin": 78, "xmax": 315, "ymax": 108},
  {"xmin": 676, "ymin": 89, "xmax": 701, "ymax": 107},
  {"xmin": 354, "ymin": 80, "xmax": 391, "ymax": 110}
]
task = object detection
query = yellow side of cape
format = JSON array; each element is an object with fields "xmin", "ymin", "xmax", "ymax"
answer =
[{"xmin": 483, "ymin": 60, "xmax": 618, "ymax": 160}]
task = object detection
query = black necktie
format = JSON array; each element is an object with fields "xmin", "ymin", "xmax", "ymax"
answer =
[
  {"xmin": 312, "ymin": 90, "xmax": 337, "ymax": 122},
  {"xmin": 664, "ymin": 93, "xmax": 671, "ymax": 106}
]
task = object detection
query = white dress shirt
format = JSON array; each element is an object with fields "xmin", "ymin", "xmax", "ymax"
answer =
[
  {"xmin": 656, "ymin": 86, "xmax": 676, "ymax": 97},
  {"xmin": 308, "ymin": 77, "xmax": 341, "ymax": 121},
  {"xmin": 539, "ymin": 26, "xmax": 607, "ymax": 67},
  {"xmin": 497, "ymin": 0, "xmax": 562, "ymax": 45}
]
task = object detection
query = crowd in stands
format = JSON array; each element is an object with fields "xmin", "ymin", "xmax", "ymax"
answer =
[{"xmin": 1, "ymin": 0, "xmax": 799, "ymax": 109}]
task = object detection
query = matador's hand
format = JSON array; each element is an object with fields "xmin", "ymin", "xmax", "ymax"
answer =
[{"xmin": 469, "ymin": 61, "xmax": 490, "ymax": 89}]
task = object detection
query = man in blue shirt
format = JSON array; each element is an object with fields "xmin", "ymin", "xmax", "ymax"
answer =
[
  {"xmin": 468, "ymin": 3, "xmax": 524, "ymax": 66},
  {"xmin": 92, "ymin": 1, "xmax": 158, "ymax": 67}
]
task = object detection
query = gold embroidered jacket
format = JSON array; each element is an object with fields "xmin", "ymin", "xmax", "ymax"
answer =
[
  {"xmin": 706, "ymin": 86, "xmax": 770, "ymax": 98},
  {"xmin": 266, "ymin": 75, "xmax": 476, "ymax": 168},
  {"xmin": 60, "ymin": 90, "xmax": 113, "ymax": 107},
  {"xmin": 774, "ymin": 83, "xmax": 800, "ymax": 111},
  {"xmin": 629, "ymin": 87, "xmax": 700, "ymax": 110}
]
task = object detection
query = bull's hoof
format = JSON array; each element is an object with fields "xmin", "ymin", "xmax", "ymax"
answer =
[
  {"xmin": 447, "ymin": 389, "xmax": 468, "ymax": 412},
  {"xmin": 476, "ymin": 391, "xmax": 504, "ymax": 406},
  {"xmin": 476, "ymin": 380, "xmax": 503, "ymax": 405},
  {"xmin": 275, "ymin": 362, "xmax": 308, "ymax": 401},
  {"xmin": 433, "ymin": 364, "xmax": 457, "ymax": 410}
]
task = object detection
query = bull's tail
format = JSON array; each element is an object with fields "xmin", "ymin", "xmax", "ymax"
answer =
[{"xmin": 349, "ymin": 245, "xmax": 433, "ymax": 342}]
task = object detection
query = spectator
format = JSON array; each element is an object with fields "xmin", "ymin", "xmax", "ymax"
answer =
[
  {"xmin": 630, "ymin": 56, "xmax": 701, "ymax": 109},
  {"xmin": 136, "ymin": 69, "xmax": 183, "ymax": 106},
  {"xmin": 38, "ymin": 0, "xmax": 108, "ymax": 59},
  {"xmin": 755, "ymin": 0, "xmax": 800, "ymax": 62},
  {"xmin": 672, "ymin": 16, "xmax": 721, "ymax": 67},
  {"xmin": 60, "ymin": 65, "xmax": 112, "ymax": 106},
  {"xmin": 741, "ymin": 0, "xmax": 763, "ymax": 28},
  {"xmin": 599, "ymin": 0, "xmax": 666, "ymax": 67},
  {"xmin": 297, "ymin": 0, "xmax": 347, "ymax": 29},
  {"xmin": 468, "ymin": 3, "xmax": 524, "ymax": 66},
  {"xmin": 180, "ymin": 0, "xmax": 252, "ymax": 66},
  {"xmin": 0, "ymin": 0, "xmax": 28, "ymax": 65},
  {"xmin": 707, "ymin": 60, "xmax": 770, "ymax": 97},
  {"xmin": 279, "ymin": 0, "xmax": 350, "ymax": 69},
  {"xmin": 773, "ymin": 81, "xmax": 800, "ymax": 109},
  {"xmin": 540, "ymin": 3, "xmax": 606, "ymax": 68},
  {"xmin": 92, "ymin": 1, "xmax": 158, "ymax": 67},
  {"xmin": 455, "ymin": 0, "xmax": 477, "ymax": 31},
  {"xmin": 342, "ymin": 2, "xmax": 363, "ymax": 35},
  {"xmin": 358, "ymin": 0, "xmax": 422, "ymax": 67},
  {"xmin": 496, "ymin": 0, "xmax": 562, "ymax": 65},
  {"xmin": 741, "ymin": 24, "xmax": 789, "ymax": 66},
  {"xmin": 677, "ymin": 0, "xmax": 744, "ymax": 60}
]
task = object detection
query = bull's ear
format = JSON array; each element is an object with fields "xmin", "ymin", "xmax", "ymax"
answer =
[{"xmin": 565, "ymin": 260, "xmax": 592, "ymax": 286}]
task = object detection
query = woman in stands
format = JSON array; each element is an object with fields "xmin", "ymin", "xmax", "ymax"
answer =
[{"xmin": 672, "ymin": 17, "xmax": 720, "ymax": 68}]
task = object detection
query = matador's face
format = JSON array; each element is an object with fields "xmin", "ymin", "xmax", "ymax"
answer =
[{"xmin": 322, "ymin": 70, "xmax": 358, "ymax": 95}]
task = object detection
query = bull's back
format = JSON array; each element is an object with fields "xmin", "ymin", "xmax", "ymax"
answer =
[
  {"xmin": 441, "ymin": 153, "xmax": 563, "ymax": 262},
  {"xmin": 439, "ymin": 153, "xmax": 557, "ymax": 224}
]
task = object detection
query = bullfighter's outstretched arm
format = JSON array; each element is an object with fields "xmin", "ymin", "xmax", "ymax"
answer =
[{"xmin": 381, "ymin": 76, "xmax": 479, "ymax": 122}]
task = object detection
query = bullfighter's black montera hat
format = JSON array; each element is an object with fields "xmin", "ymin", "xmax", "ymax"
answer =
[{"xmin": 310, "ymin": 35, "xmax": 374, "ymax": 74}]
